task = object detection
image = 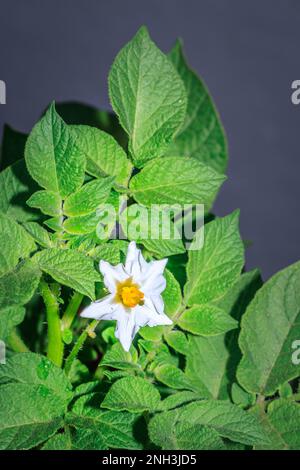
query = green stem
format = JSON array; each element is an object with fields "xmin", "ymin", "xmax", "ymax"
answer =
[
  {"xmin": 61, "ymin": 292, "xmax": 83, "ymax": 331},
  {"xmin": 172, "ymin": 302, "xmax": 187, "ymax": 323},
  {"xmin": 40, "ymin": 280, "xmax": 64, "ymax": 367},
  {"xmin": 256, "ymin": 394, "xmax": 266, "ymax": 413},
  {"xmin": 64, "ymin": 320, "xmax": 99, "ymax": 375},
  {"xmin": 7, "ymin": 328, "xmax": 29, "ymax": 353}
]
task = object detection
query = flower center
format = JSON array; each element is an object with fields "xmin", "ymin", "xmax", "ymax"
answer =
[{"xmin": 115, "ymin": 278, "xmax": 144, "ymax": 308}]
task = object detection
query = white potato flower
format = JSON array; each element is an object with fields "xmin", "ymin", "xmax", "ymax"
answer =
[{"xmin": 80, "ymin": 241, "xmax": 172, "ymax": 351}]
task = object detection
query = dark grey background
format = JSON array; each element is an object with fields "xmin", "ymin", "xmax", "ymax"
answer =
[{"xmin": 0, "ymin": 0, "xmax": 299, "ymax": 280}]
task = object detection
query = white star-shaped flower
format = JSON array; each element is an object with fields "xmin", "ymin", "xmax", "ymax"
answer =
[{"xmin": 80, "ymin": 241, "xmax": 172, "ymax": 351}]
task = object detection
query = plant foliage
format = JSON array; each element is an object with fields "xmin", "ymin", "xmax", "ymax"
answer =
[{"xmin": 0, "ymin": 26, "xmax": 299, "ymax": 451}]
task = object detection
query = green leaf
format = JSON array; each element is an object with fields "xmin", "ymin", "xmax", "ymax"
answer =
[
  {"xmin": 151, "ymin": 400, "xmax": 268, "ymax": 448},
  {"xmin": 237, "ymin": 260, "xmax": 300, "ymax": 396},
  {"xmin": 42, "ymin": 432, "xmax": 73, "ymax": 450},
  {"xmin": 178, "ymin": 304, "xmax": 237, "ymax": 336},
  {"xmin": 184, "ymin": 211, "xmax": 244, "ymax": 306},
  {"xmin": 32, "ymin": 248, "xmax": 100, "ymax": 299},
  {"xmin": 25, "ymin": 103, "xmax": 85, "ymax": 198},
  {"xmin": 101, "ymin": 342, "xmax": 138, "ymax": 371},
  {"xmin": 255, "ymin": 399, "xmax": 300, "ymax": 450},
  {"xmin": 0, "ymin": 353, "xmax": 73, "ymax": 450},
  {"xmin": 216, "ymin": 269, "xmax": 263, "ymax": 385},
  {"xmin": 184, "ymin": 270, "xmax": 263, "ymax": 400},
  {"xmin": 140, "ymin": 341, "xmax": 178, "ymax": 370},
  {"xmin": 162, "ymin": 269, "xmax": 182, "ymax": 317},
  {"xmin": 88, "ymin": 243, "xmax": 121, "ymax": 265},
  {"xmin": 157, "ymin": 391, "xmax": 200, "ymax": 411},
  {"xmin": 231, "ymin": 383, "xmax": 255, "ymax": 408},
  {"xmin": 106, "ymin": 189, "xmax": 126, "ymax": 211},
  {"xmin": 154, "ymin": 364, "xmax": 196, "ymax": 391},
  {"xmin": 278, "ymin": 382, "xmax": 293, "ymax": 399},
  {"xmin": 62, "ymin": 328, "xmax": 73, "ymax": 345},
  {"xmin": 0, "ymin": 260, "xmax": 41, "ymax": 310},
  {"xmin": 120, "ymin": 204, "xmax": 185, "ymax": 258},
  {"xmin": 174, "ymin": 422, "xmax": 226, "ymax": 450},
  {"xmin": 167, "ymin": 41, "xmax": 228, "ymax": 174},
  {"xmin": 63, "ymin": 212, "xmax": 98, "ymax": 235},
  {"xmin": 27, "ymin": 190, "xmax": 62, "ymax": 217},
  {"xmin": 102, "ymin": 326, "xmax": 118, "ymax": 345},
  {"xmin": 63, "ymin": 191, "xmax": 120, "ymax": 238},
  {"xmin": 130, "ymin": 157, "xmax": 225, "ymax": 207},
  {"xmin": 109, "ymin": 26, "xmax": 187, "ymax": 167},
  {"xmin": 0, "ymin": 306, "xmax": 25, "ymax": 341},
  {"xmin": 63, "ymin": 210, "xmax": 115, "ymax": 237},
  {"xmin": 55, "ymin": 102, "xmax": 128, "ymax": 149},
  {"xmin": 139, "ymin": 325, "xmax": 164, "ymax": 341},
  {"xmin": 147, "ymin": 409, "xmax": 202, "ymax": 450},
  {"xmin": 0, "ymin": 383, "xmax": 64, "ymax": 450},
  {"xmin": 65, "ymin": 233, "xmax": 96, "ymax": 252},
  {"xmin": 66, "ymin": 393, "xmax": 142, "ymax": 449},
  {"xmin": 71, "ymin": 125, "xmax": 132, "ymax": 188},
  {"xmin": 0, "ymin": 213, "xmax": 36, "ymax": 277},
  {"xmin": 104, "ymin": 370, "xmax": 133, "ymax": 382},
  {"xmin": 68, "ymin": 360, "xmax": 91, "ymax": 387},
  {"xmin": 44, "ymin": 216, "xmax": 62, "ymax": 232},
  {"xmin": 164, "ymin": 330, "xmax": 189, "ymax": 355},
  {"xmin": 109, "ymin": 239, "xmax": 130, "ymax": 257},
  {"xmin": 63, "ymin": 178, "xmax": 114, "ymax": 216},
  {"xmin": 0, "ymin": 159, "xmax": 39, "ymax": 222},
  {"xmin": 101, "ymin": 376, "xmax": 161, "ymax": 412},
  {"xmin": 0, "ymin": 352, "xmax": 73, "ymax": 401},
  {"xmin": 185, "ymin": 400, "xmax": 268, "ymax": 445},
  {"xmin": 148, "ymin": 409, "xmax": 225, "ymax": 450},
  {"xmin": 185, "ymin": 334, "xmax": 230, "ymax": 399},
  {"xmin": 216, "ymin": 269, "xmax": 263, "ymax": 322},
  {"xmin": 23, "ymin": 222, "xmax": 53, "ymax": 248}
]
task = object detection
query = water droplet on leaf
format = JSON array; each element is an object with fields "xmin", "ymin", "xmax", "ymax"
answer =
[{"xmin": 38, "ymin": 384, "xmax": 50, "ymax": 397}]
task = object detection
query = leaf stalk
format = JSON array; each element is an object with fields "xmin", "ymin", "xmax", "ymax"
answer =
[
  {"xmin": 64, "ymin": 319, "xmax": 99, "ymax": 375},
  {"xmin": 7, "ymin": 328, "xmax": 29, "ymax": 353},
  {"xmin": 61, "ymin": 291, "xmax": 84, "ymax": 331},
  {"xmin": 40, "ymin": 279, "xmax": 64, "ymax": 367}
]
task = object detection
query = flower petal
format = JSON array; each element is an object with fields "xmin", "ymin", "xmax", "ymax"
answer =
[
  {"xmin": 125, "ymin": 241, "xmax": 139, "ymax": 271},
  {"xmin": 100, "ymin": 260, "xmax": 128, "ymax": 293},
  {"xmin": 80, "ymin": 294, "xmax": 118, "ymax": 320},
  {"xmin": 151, "ymin": 295, "xmax": 165, "ymax": 315},
  {"xmin": 124, "ymin": 241, "xmax": 149, "ymax": 283},
  {"xmin": 135, "ymin": 297, "xmax": 173, "ymax": 327},
  {"xmin": 141, "ymin": 259, "xmax": 168, "ymax": 296},
  {"xmin": 114, "ymin": 307, "xmax": 136, "ymax": 352}
]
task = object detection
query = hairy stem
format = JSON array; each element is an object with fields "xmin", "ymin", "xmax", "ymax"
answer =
[
  {"xmin": 40, "ymin": 280, "xmax": 64, "ymax": 367},
  {"xmin": 64, "ymin": 320, "xmax": 99, "ymax": 375},
  {"xmin": 61, "ymin": 292, "xmax": 84, "ymax": 331},
  {"xmin": 7, "ymin": 328, "xmax": 29, "ymax": 353}
]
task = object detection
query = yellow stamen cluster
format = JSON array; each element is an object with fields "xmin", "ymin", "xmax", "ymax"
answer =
[{"xmin": 115, "ymin": 278, "xmax": 144, "ymax": 308}]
